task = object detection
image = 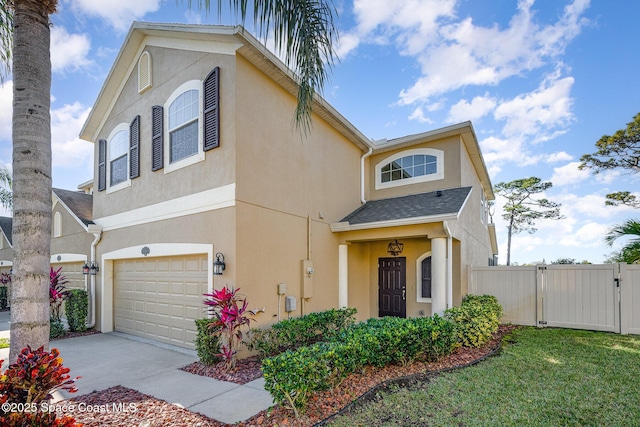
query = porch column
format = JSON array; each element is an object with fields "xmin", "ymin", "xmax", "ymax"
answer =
[
  {"xmin": 431, "ymin": 237, "xmax": 447, "ymax": 315},
  {"xmin": 338, "ymin": 244, "xmax": 348, "ymax": 308}
]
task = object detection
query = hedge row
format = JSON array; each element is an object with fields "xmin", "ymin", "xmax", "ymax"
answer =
[
  {"xmin": 261, "ymin": 295, "xmax": 503, "ymax": 414},
  {"xmin": 247, "ymin": 307, "xmax": 357, "ymax": 358}
]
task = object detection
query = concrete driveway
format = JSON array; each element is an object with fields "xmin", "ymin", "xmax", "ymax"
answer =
[{"xmin": 0, "ymin": 310, "xmax": 273, "ymax": 424}]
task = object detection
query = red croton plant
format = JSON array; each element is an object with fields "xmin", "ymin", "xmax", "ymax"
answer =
[
  {"xmin": 203, "ymin": 286, "xmax": 252, "ymax": 370},
  {"xmin": 0, "ymin": 346, "xmax": 80, "ymax": 427}
]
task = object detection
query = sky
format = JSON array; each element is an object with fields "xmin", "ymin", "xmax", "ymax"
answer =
[{"xmin": 0, "ymin": 0, "xmax": 639, "ymax": 265}]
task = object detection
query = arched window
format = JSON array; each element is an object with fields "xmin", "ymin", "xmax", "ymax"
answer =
[
  {"xmin": 169, "ymin": 89, "xmax": 199, "ymax": 163},
  {"xmin": 416, "ymin": 252, "xmax": 432, "ymax": 302},
  {"xmin": 375, "ymin": 148, "xmax": 444, "ymax": 189},
  {"xmin": 54, "ymin": 212, "xmax": 62, "ymax": 237},
  {"xmin": 109, "ymin": 127, "xmax": 129, "ymax": 187},
  {"xmin": 138, "ymin": 51, "xmax": 152, "ymax": 94},
  {"xmin": 163, "ymin": 80, "xmax": 205, "ymax": 172}
]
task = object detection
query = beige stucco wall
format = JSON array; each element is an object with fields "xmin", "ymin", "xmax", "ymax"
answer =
[
  {"xmin": 92, "ymin": 46, "xmax": 238, "ymax": 219},
  {"xmin": 89, "ymin": 41, "xmax": 367, "ymax": 332},
  {"xmin": 0, "ymin": 231, "xmax": 12, "ymax": 267},
  {"xmin": 366, "ymin": 136, "xmax": 463, "ymax": 202},
  {"xmin": 50, "ymin": 203, "xmax": 92, "ymax": 258}
]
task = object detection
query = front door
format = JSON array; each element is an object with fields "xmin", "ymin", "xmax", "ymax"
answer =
[{"xmin": 378, "ymin": 257, "xmax": 406, "ymax": 318}]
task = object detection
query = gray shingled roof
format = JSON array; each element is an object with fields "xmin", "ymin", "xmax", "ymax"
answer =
[
  {"xmin": 340, "ymin": 187, "xmax": 472, "ymax": 225},
  {"xmin": 0, "ymin": 216, "xmax": 11, "ymax": 245},
  {"xmin": 53, "ymin": 188, "xmax": 93, "ymax": 226}
]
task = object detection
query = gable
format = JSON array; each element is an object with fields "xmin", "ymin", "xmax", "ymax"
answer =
[{"xmin": 80, "ymin": 22, "xmax": 372, "ymax": 152}]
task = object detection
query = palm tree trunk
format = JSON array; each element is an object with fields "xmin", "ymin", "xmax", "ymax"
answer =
[{"xmin": 10, "ymin": 0, "xmax": 53, "ymax": 363}]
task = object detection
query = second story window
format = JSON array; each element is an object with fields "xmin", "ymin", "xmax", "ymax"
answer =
[
  {"xmin": 151, "ymin": 67, "xmax": 220, "ymax": 174},
  {"xmin": 109, "ymin": 128, "xmax": 128, "ymax": 186},
  {"xmin": 375, "ymin": 148, "xmax": 444, "ymax": 190},
  {"xmin": 97, "ymin": 116, "xmax": 139, "ymax": 193},
  {"xmin": 168, "ymin": 89, "xmax": 199, "ymax": 163}
]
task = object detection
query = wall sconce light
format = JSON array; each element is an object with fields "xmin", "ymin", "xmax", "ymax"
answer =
[
  {"xmin": 387, "ymin": 239, "xmax": 404, "ymax": 257},
  {"xmin": 82, "ymin": 261, "xmax": 100, "ymax": 276},
  {"xmin": 213, "ymin": 252, "xmax": 226, "ymax": 275}
]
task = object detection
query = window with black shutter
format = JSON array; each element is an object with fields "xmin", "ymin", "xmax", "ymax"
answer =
[
  {"xmin": 421, "ymin": 256, "xmax": 432, "ymax": 299},
  {"xmin": 203, "ymin": 66, "xmax": 219, "ymax": 151},
  {"xmin": 151, "ymin": 105, "xmax": 163, "ymax": 171},
  {"xmin": 98, "ymin": 139, "xmax": 107, "ymax": 191},
  {"xmin": 129, "ymin": 115, "xmax": 140, "ymax": 179}
]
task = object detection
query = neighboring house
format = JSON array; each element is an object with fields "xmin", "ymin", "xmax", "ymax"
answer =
[
  {"xmin": 51, "ymin": 188, "xmax": 96, "ymax": 290},
  {"xmin": 78, "ymin": 22, "xmax": 498, "ymax": 350},
  {"xmin": 0, "ymin": 216, "xmax": 12, "ymax": 275}
]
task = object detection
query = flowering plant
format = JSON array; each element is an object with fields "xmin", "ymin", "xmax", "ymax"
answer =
[
  {"xmin": 49, "ymin": 267, "xmax": 70, "ymax": 322},
  {"xmin": 203, "ymin": 286, "xmax": 252, "ymax": 370}
]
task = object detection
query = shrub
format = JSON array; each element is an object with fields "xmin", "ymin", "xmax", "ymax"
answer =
[
  {"xmin": 50, "ymin": 319, "xmax": 66, "ymax": 339},
  {"xmin": 65, "ymin": 289, "xmax": 88, "ymax": 332},
  {"xmin": 0, "ymin": 286, "xmax": 6, "ymax": 310},
  {"xmin": 262, "ymin": 314, "xmax": 458, "ymax": 415},
  {"xmin": 262, "ymin": 341, "xmax": 351, "ymax": 417},
  {"xmin": 203, "ymin": 286, "xmax": 252, "ymax": 370},
  {"xmin": 195, "ymin": 318, "xmax": 221, "ymax": 365},
  {"xmin": 0, "ymin": 346, "xmax": 80, "ymax": 426},
  {"xmin": 444, "ymin": 294, "xmax": 503, "ymax": 348},
  {"xmin": 248, "ymin": 307, "xmax": 357, "ymax": 358}
]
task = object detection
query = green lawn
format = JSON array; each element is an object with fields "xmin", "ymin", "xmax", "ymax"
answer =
[{"xmin": 328, "ymin": 327, "xmax": 640, "ymax": 427}]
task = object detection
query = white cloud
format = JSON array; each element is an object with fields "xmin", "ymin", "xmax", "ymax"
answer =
[
  {"xmin": 493, "ymin": 71, "xmax": 575, "ymax": 140},
  {"xmin": 0, "ymin": 81, "xmax": 11, "ymax": 141},
  {"xmin": 393, "ymin": 0, "xmax": 589, "ymax": 105},
  {"xmin": 479, "ymin": 136, "xmax": 527, "ymax": 167},
  {"xmin": 447, "ymin": 94, "xmax": 496, "ymax": 123},
  {"xmin": 408, "ymin": 106, "xmax": 434, "ymax": 124},
  {"xmin": 51, "ymin": 102, "xmax": 93, "ymax": 169},
  {"xmin": 66, "ymin": 0, "xmax": 161, "ymax": 32},
  {"xmin": 545, "ymin": 151, "xmax": 573, "ymax": 163},
  {"xmin": 51, "ymin": 26, "xmax": 92, "ymax": 74},
  {"xmin": 550, "ymin": 161, "xmax": 589, "ymax": 186}
]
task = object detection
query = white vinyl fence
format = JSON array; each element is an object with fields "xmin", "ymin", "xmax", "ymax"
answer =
[{"xmin": 469, "ymin": 263, "xmax": 640, "ymax": 335}]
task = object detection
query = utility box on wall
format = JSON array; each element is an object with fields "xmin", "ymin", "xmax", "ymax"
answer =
[
  {"xmin": 285, "ymin": 295, "xmax": 297, "ymax": 312},
  {"xmin": 302, "ymin": 259, "xmax": 314, "ymax": 298}
]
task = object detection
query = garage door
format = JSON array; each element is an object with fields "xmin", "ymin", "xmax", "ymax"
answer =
[
  {"xmin": 114, "ymin": 254, "xmax": 209, "ymax": 349},
  {"xmin": 51, "ymin": 262, "xmax": 85, "ymax": 290}
]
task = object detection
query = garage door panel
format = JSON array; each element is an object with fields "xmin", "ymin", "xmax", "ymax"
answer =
[{"xmin": 114, "ymin": 254, "xmax": 208, "ymax": 349}]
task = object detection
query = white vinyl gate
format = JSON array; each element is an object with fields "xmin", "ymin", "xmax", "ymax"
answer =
[{"xmin": 469, "ymin": 263, "xmax": 640, "ymax": 335}]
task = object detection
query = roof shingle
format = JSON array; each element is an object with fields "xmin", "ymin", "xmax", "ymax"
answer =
[{"xmin": 340, "ymin": 187, "xmax": 472, "ymax": 225}]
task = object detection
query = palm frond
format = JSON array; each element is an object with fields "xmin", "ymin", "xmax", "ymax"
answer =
[
  {"xmin": 0, "ymin": 0, "xmax": 13, "ymax": 81},
  {"xmin": 181, "ymin": 0, "xmax": 337, "ymax": 133},
  {"xmin": 605, "ymin": 218, "xmax": 640, "ymax": 246},
  {"xmin": 0, "ymin": 166, "xmax": 11, "ymax": 210}
]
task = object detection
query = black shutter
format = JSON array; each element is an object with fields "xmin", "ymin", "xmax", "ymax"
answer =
[
  {"xmin": 203, "ymin": 67, "xmax": 220, "ymax": 151},
  {"xmin": 151, "ymin": 105, "xmax": 164, "ymax": 171},
  {"xmin": 98, "ymin": 139, "xmax": 107, "ymax": 191},
  {"xmin": 129, "ymin": 115, "xmax": 140, "ymax": 179}
]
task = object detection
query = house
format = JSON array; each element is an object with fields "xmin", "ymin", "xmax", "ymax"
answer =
[
  {"xmin": 0, "ymin": 187, "xmax": 96, "ymax": 309},
  {"xmin": 0, "ymin": 216, "xmax": 12, "ymax": 275},
  {"xmin": 78, "ymin": 22, "xmax": 498, "ymax": 350}
]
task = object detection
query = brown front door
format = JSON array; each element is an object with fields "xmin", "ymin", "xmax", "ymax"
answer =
[{"xmin": 378, "ymin": 257, "xmax": 406, "ymax": 318}]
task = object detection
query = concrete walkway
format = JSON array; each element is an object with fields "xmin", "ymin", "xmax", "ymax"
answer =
[{"xmin": 0, "ymin": 310, "xmax": 273, "ymax": 424}]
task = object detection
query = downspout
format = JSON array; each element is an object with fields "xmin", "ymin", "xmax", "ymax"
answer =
[
  {"xmin": 443, "ymin": 221, "xmax": 453, "ymax": 309},
  {"xmin": 360, "ymin": 147, "xmax": 373, "ymax": 204},
  {"xmin": 86, "ymin": 224, "xmax": 102, "ymax": 328}
]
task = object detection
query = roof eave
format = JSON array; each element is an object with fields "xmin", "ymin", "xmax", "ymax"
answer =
[
  {"xmin": 330, "ymin": 213, "xmax": 459, "ymax": 233},
  {"xmin": 80, "ymin": 22, "xmax": 374, "ymax": 152}
]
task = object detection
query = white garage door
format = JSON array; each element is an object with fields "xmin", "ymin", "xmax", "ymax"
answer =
[
  {"xmin": 114, "ymin": 254, "xmax": 209, "ymax": 349},
  {"xmin": 51, "ymin": 262, "xmax": 85, "ymax": 290}
]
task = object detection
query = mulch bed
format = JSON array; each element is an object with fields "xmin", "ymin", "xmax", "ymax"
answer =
[{"xmin": 67, "ymin": 325, "xmax": 518, "ymax": 427}]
